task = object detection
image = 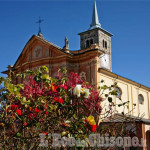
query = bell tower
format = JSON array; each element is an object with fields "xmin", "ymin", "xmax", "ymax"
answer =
[{"xmin": 78, "ymin": 0, "xmax": 113, "ymax": 71}]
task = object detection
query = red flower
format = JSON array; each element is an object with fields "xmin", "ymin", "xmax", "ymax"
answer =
[
  {"xmin": 45, "ymin": 111, "xmax": 48, "ymax": 115},
  {"xmin": 28, "ymin": 113, "xmax": 37, "ymax": 119},
  {"xmin": 64, "ymin": 85, "xmax": 67, "ymax": 90},
  {"xmin": 11, "ymin": 105, "xmax": 18, "ymax": 110},
  {"xmin": 84, "ymin": 119, "xmax": 88, "ymax": 123},
  {"xmin": 28, "ymin": 113, "xmax": 33, "ymax": 120},
  {"xmin": 62, "ymin": 123, "xmax": 67, "ymax": 126},
  {"xmin": 52, "ymin": 83, "xmax": 58, "ymax": 92},
  {"xmin": 60, "ymin": 84, "xmax": 67, "ymax": 90},
  {"xmin": 53, "ymin": 97, "xmax": 64, "ymax": 104},
  {"xmin": 58, "ymin": 98, "xmax": 64, "ymax": 104},
  {"xmin": 41, "ymin": 119, "xmax": 44, "ymax": 122},
  {"xmin": 54, "ymin": 97, "xmax": 57, "ymax": 101},
  {"xmin": 33, "ymin": 114, "xmax": 37, "ymax": 118},
  {"xmin": 91, "ymin": 125, "xmax": 97, "ymax": 132},
  {"xmin": 42, "ymin": 131, "xmax": 47, "ymax": 135},
  {"xmin": 16, "ymin": 109, "xmax": 22, "ymax": 116},
  {"xmin": 24, "ymin": 123, "xmax": 27, "ymax": 126},
  {"xmin": 35, "ymin": 108, "xmax": 40, "ymax": 113}
]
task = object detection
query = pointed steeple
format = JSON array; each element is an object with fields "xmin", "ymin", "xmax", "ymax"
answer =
[{"xmin": 90, "ymin": 0, "xmax": 101, "ymax": 30}]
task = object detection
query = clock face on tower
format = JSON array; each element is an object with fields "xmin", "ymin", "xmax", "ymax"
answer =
[{"xmin": 100, "ymin": 54, "xmax": 110, "ymax": 70}]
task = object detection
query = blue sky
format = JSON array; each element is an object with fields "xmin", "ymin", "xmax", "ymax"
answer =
[{"xmin": 0, "ymin": 0, "xmax": 150, "ymax": 87}]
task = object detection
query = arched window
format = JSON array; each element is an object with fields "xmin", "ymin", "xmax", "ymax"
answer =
[
  {"xmin": 80, "ymin": 72, "xmax": 86, "ymax": 81},
  {"xmin": 115, "ymin": 87, "xmax": 122, "ymax": 99},
  {"xmin": 90, "ymin": 39, "xmax": 93, "ymax": 45},
  {"xmin": 138, "ymin": 94, "xmax": 144, "ymax": 104},
  {"xmin": 103, "ymin": 40, "xmax": 105, "ymax": 48},
  {"xmin": 86, "ymin": 40, "xmax": 90, "ymax": 48},
  {"xmin": 105, "ymin": 41, "xmax": 107, "ymax": 49}
]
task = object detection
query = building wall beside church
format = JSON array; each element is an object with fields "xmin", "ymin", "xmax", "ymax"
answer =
[{"xmin": 97, "ymin": 70, "xmax": 150, "ymax": 120}]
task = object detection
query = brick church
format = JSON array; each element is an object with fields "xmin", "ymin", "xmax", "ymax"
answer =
[{"xmin": 2, "ymin": 1, "xmax": 150, "ymax": 149}]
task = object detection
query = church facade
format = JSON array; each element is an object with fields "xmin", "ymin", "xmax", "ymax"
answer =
[{"xmin": 2, "ymin": 1, "xmax": 150, "ymax": 149}]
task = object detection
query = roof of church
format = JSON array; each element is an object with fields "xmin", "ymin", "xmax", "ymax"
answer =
[
  {"xmin": 38, "ymin": 36, "xmax": 61, "ymax": 49},
  {"xmin": 13, "ymin": 35, "xmax": 62, "ymax": 67},
  {"xmin": 1, "ymin": 34, "xmax": 104, "ymax": 74}
]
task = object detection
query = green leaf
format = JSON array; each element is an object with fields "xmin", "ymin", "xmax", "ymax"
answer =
[
  {"xmin": 36, "ymin": 123, "xmax": 40, "ymax": 128},
  {"xmin": 110, "ymin": 90, "xmax": 117, "ymax": 96},
  {"xmin": 4, "ymin": 81, "xmax": 14, "ymax": 93},
  {"xmin": 17, "ymin": 84, "xmax": 24, "ymax": 89},
  {"xmin": 13, "ymin": 86, "xmax": 18, "ymax": 92},
  {"xmin": 41, "ymin": 74, "xmax": 51, "ymax": 81},
  {"xmin": 101, "ymin": 85, "xmax": 108, "ymax": 90},
  {"xmin": 61, "ymin": 132, "xmax": 67, "ymax": 136},
  {"xmin": 17, "ymin": 133, "xmax": 21, "ymax": 137},
  {"xmin": 34, "ymin": 75, "xmax": 41, "ymax": 83}
]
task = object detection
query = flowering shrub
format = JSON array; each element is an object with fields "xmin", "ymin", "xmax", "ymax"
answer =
[{"xmin": 0, "ymin": 66, "xmax": 103, "ymax": 149}]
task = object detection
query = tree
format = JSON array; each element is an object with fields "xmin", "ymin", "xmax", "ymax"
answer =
[{"xmin": 0, "ymin": 66, "xmax": 138, "ymax": 149}]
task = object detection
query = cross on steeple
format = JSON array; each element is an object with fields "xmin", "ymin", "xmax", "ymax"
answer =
[{"xmin": 36, "ymin": 16, "xmax": 44, "ymax": 37}]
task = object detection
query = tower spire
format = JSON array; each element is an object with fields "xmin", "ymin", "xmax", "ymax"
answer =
[{"xmin": 90, "ymin": 0, "xmax": 101, "ymax": 30}]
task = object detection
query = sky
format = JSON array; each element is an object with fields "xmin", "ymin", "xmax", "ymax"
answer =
[{"xmin": 0, "ymin": 0, "xmax": 150, "ymax": 87}]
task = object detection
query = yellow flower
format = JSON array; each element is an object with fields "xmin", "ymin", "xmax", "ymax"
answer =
[
  {"xmin": 42, "ymin": 74, "xmax": 51, "ymax": 80},
  {"xmin": 90, "ymin": 120, "xmax": 96, "ymax": 125},
  {"xmin": 25, "ymin": 104, "xmax": 28, "ymax": 108},
  {"xmin": 86, "ymin": 115, "xmax": 96, "ymax": 125},
  {"xmin": 81, "ymin": 88, "xmax": 85, "ymax": 93},
  {"xmin": 0, "ymin": 123, "xmax": 5, "ymax": 126},
  {"xmin": 23, "ymin": 97, "xmax": 26, "ymax": 103},
  {"xmin": 21, "ymin": 97, "xmax": 30, "ymax": 106}
]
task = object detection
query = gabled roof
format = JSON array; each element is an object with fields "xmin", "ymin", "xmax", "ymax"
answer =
[
  {"xmin": 14, "ymin": 35, "xmax": 63, "ymax": 67},
  {"xmin": 2, "ymin": 35, "xmax": 103, "ymax": 74},
  {"xmin": 13, "ymin": 35, "xmax": 104, "ymax": 67}
]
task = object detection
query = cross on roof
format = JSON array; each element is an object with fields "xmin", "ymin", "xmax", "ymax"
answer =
[{"xmin": 36, "ymin": 16, "xmax": 44, "ymax": 36}]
